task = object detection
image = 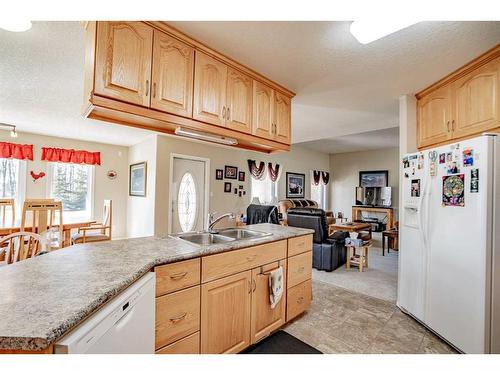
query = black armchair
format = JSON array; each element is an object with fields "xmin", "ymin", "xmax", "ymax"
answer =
[{"xmin": 287, "ymin": 207, "xmax": 349, "ymax": 271}]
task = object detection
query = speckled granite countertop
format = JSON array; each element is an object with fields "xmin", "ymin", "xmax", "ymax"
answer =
[{"xmin": 0, "ymin": 224, "xmax": 313, "ymax": 351}]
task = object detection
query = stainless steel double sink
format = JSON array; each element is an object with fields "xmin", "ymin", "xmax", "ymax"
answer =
[{"xmin": 172, "ymin": 228, "xmax": 272, "ymax": 246}]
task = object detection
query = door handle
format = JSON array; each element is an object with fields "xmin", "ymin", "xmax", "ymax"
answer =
[{"xmin": 145, "ymin": 80, "xmax": 149, "ymax": 96}]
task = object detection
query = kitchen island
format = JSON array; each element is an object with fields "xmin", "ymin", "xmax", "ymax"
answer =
[{"xmin": 0, "ymin": 224, "xmax": 313, "ymax": 354}]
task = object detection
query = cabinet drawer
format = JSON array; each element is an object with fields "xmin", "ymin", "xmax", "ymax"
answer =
[
  {"xmin": 155, "ymin": 286, "xmax": 200, "ymax": 349},
  {"xmin": 288, "ymin": 235, "xmax": 312, "ymax": 257},
  {"xmin": 287, "ymin": 251, "xmax": 312, "ymax": 288},
  {"xmin": 156, "ymin": 332, "xmax": 200, "ymax": 354},
  {"xmin": 202, "ymin": 240, "xmax": 287, "ymax": 283},
  {"xmin": 155, "ymin": 258, "xmax": 200, "ymax": 296},
  {"xmin": 286, "ymin": 279, "xmax": 312, "ymax": 322}
]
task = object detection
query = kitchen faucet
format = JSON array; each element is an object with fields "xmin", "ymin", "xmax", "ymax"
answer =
[{"xmin": 207, "ymin": 212, "xmax": 235, "ymax": 233}]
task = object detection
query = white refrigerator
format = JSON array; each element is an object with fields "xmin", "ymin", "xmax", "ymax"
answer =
[{"xmin": 398, "ymin": 134, "xmax": 500, "ymax": 354}]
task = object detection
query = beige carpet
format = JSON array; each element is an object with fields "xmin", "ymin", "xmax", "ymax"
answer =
[{"xmin": 312, "ymin": 233, "xmax": 398, "ymax": 302}]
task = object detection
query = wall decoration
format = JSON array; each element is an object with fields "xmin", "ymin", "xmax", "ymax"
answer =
[
  {"xmin": 30, "ymin": 171, "xmax": 45, "ymax": 182},
  {"xmin": 224, "ymin": 165, "xmax": 238, "ymax": 179},
  {"xmin": 247, "ymin": 160, "xmax": 265, "ymax": 180},
  {"xmin": 463, "ymin": 149, "xmax": 474, "ymax": 167},
  {"xmin": 439, "ymin": 153, "xmax": 445, "ymax": 164},
  {"xmin": 215, "ymin": 169, "xmax": 223, "ymax": 180},
  {"xmin": 442, "ymin": 174, "xmax": 465, "ymax": 207},
  {"xmin": 238, "ymin": 171, "xmax": 245, "ymax": 181},
  {"xmin": 471, "ymin": 169, "xmax": 479, "ymax": 193},
  {"xmin": 107, "ymin": 170, "xmax": 117, "ymax": 180},
  {"xmin": 403, "ymin": 157, "xmax": 409, "ymax": 168},
  {"xmin": 321, "ymin": 171, "xmax": 330, "ymax": 185},
  {"xmin": 268, "ymin": 163, "xmax": 281, "ymax": 182},
  {"xmin": 234, "ymin": 188, "xmax": 238, "ymax": 194},
  {"xmin": 447, "ymin": 162, "xmax": 460, "ymax": 174},
  {"xmin": 238, "ymin": 185, "xmax": 243, "ymax": 190},
  {"xmin": 238, "ymin": 191, "xmax": 242, "ymax": 197},
  {"xmin": 411, "ymin": 179, "xmax": 421, "ymax": 197},
  {"xmin": 359, "ymin": 170, "xmax": 388, "ymax": 187},
  {"xmin": 224, "ymin": 182, "xmax": 231, "ymax": 193},
  {"xmin": 286, "ymin": 172, "xmax": 305, "ymax": 198},
  {"xmin": 129, "ymin": 162, "xmax": 147, "ymax": 197},
  {"xmin": 446, "ymin": 152, "xmax": 453, "ymax": 162}
]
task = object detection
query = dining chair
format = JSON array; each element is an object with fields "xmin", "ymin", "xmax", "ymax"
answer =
[
  {"xmin": 0, "ymin": 231, "xmax": 47, "ymax": 265},
  {"xmin": 21, "ymin": 200, "xmax": 64, "ymax": 250},
  {"xmin": 72, "ymin": 200, "xmax": 112, "ymax": 244},
  {"xmin": 0, "ymin": 198, "xmax": 15, "ymax": 227}
]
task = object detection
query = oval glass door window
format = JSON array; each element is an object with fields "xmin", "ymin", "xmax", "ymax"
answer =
[{"xmin": 177, "ymin": 172, "xmax": 197, "ymax": 232}]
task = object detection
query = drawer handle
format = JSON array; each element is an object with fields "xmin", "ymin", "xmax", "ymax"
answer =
[
  {"xmin": 246, "ymin": 255, "xmax": 257, "ymax": 262},
  {"xmin": 297, "ymin": 297, "xmax": 304, "ymax": 304},
  {"xmin": 170, "ymin": 271, "xmax": 188, "ymax": 280},
  {"xmin": 298, "ymin": 266, "xmax": 305, "ymax": 273},
  {"xmin": 169, "ymin": 312, "xmax": 188, "ymax": 323},
  {"xmin": 297, "ymin": 242, "xmax": 304, "ymax": 247}
]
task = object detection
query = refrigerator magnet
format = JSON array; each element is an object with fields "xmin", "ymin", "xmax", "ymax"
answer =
[
  {"xmin": 442, "ymin": 174, "xmax": 465, "ymax": 207},
  {"xmin": 447, "ymin": 162, "xmax": 459, "ymax": 174},
  {"xmin": 446, "ymin": 152, "xmax": 453, "ymax": 162},
  {"xmin": 463, "ymin": 149, "xmax": 474, "ymax": 166},
  {"xmin": 439, "ymin": 153, "xmax": 446, "ymax": 164},
  {"xmin": 411, "ymin": 179, "xmax": 421, "ymax": 197},
  {"xmin": 471, "ymin": 169, "xmax": 479, "ymax": 193}
]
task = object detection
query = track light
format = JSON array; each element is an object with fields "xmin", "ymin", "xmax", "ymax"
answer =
[{"xmin": 0, "ymin": 123, "xmax": 19, "ymax": 138}]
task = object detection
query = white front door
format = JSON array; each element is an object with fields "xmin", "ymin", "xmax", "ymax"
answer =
[{"xmin": 171, "ymin": 156, "xmax": 207, "ymax": 234}]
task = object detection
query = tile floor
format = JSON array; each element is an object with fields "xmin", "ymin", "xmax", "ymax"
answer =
[{"xmin": 284, "ymin": 281, "xmax": 458, "ymax": 354}]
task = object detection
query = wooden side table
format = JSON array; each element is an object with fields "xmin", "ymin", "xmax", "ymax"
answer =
[
  {"xmin": 346, "ymin": 241, "xmax": 372, "ymax": 272},
  {"xmin": 382, "ymin": 230, "xmax": 398, "ymax": 256}
]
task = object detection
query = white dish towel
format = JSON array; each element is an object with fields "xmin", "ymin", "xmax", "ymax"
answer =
[{"xmin": 269, "ymin": 266, "xmax": 284, "ymax": 309}]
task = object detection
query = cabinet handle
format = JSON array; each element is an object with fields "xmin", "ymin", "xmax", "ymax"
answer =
[
  {"xmin": 252, "ymin": 279, "xmax": 256, "ymax": 292},
  {"xmin": 222, "ymin": 106, "xmax": 226, "ymax": 119},
  {"xmin": 153, "ymin": 82, "xmax": 156, "ymax": 98},
  {"xmin": 248, "ymin": 280, "xmax": 252, "ymax": 294},
  {"xmin": 297, "ymin": 296, "xmax": 304, "ymax": 304},
  {"xmin": 227, "ymin": 107, "xmax": 230, "ymax": 120},
  {"xmin": 169, "ymin": 312, "xmax": 187, "ymax": 323},
  {"xmin": 170, "ymin": 271, "xmax": 188, "ymax": 280},
  {"xmin": 452, "ymin": 120, "xmax": 455, "ymax": 131},
  {"xmin": 298, "ymin": 266, "xmax": 305, "ymax": 273},
  {"xmin": 246, "ymin": 255, "xmax": 257, "ymax": 262},
  {"xmin": 145, "ymin": 80, "xmax": 149, "ymax": 96},
  {"xmin": 446, "ymin": 121, "xmax": 450, "ymax": 132}
]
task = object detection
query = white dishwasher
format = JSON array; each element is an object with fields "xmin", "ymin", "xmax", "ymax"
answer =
[{"xmin": 55, "ymin": 272, "xmax": 155, "ymax": 354}]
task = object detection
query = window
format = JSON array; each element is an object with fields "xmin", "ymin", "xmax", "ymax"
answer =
[
  {"xmin": 177, "ymin": 172, "xmax": 197, "ymax": 232},
  {"xmin": 49, "ymin": 163, "xmax": 93, "ymax": 222},
  {"xmin": 251, "ymin": 176, "xmax": 278, "ymax": 205},
  {"xmin": 0, "ymin": 158, "xmax": 26, "ymax": 221},
  {"xmin": 311, "ymin": 173, "xmax": 327, "ymax": 210}
]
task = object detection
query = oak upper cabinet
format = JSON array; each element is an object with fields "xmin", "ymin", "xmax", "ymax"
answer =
[
  {"xmin": 274, "ymin": 91, "xmax": 292, "ymax": 144},
  {"xmin": 151, "ymin": 30, "xmax": 194, "ymax": 117},
  {"xmin": 201, "ymin": 271, "xmax": 252, "ymax": 354},
  {"xmin": 226, "ymin": 68, "xmax": 253, "ymax": 134},
  {"xmin": 417, "ymin": 85, "xmax": 453, "ymax": 148},
  {"xmin": 193, "ymin": 51, "xmax": 228, "ymax": 126},
  {"xmin": 95, "ymin": 22, "xmax": 153, "ymax": 106},
  {"xmin": 452, "ymin": 57, "xmax": 500, "ymax": 139},
  {"xmin": 250, "ymin": 262, "xmax": 286, "ymax": 344},
  {"xmin": 252, "ymin": 80, "xmax": 274, "ymax": 139}
]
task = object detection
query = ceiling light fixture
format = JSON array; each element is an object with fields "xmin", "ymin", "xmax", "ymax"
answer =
[
  {"xmin": 0, "ymin": 123, "xmax": 18, "ymax": 138},
  {"xmin": 350, "ymin": 20, "xmax": 419, "ymax": 44},
  {"xmin": 0, "ymin": 20, "xmax": 32, "ymax": 32},
  {"xmin": 174, "ymin": 127, "xmax": 238, "ymax": 146}
]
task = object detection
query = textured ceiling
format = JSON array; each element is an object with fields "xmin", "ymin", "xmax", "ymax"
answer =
[{"xmin": 1, "ymin": 21, "xmax": 499, "ymax": 150}]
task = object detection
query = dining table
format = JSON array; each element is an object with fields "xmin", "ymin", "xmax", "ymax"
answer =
[{"xmin": 0, "ymin": 221, "xmax": 95, "ymax": 248}]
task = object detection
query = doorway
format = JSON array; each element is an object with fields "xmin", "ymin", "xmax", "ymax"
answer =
[{"xmin": 169, "ymin": 154, "xmax": 209, "ymax": 234}]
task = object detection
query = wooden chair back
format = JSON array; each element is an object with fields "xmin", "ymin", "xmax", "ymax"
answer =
[
  {"xmin": 0, "ymin": 231, "xmax": 47, "ymax": 265},
  {"xmin": 102, "ymin": 200, "xmax": 112, "ymax": 237},
  {"xmin": 21, "ymin": 200, "xmax": 63, "ymax": 249},
  {"xmin": 0, "ymin": 198, "xmax": 15, "ymax": 227}
]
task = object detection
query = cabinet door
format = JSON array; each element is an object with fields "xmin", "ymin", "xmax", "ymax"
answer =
[
  {"xmin": 226, "ymin": 68, "xmax": 253, "ymax": 134},
  {"xmin": 151, "ymin": 30, "xmax": 194, "ymax": 117},
  {"xmin": 95, "ymin": 21, "xmax": 153, "ymax": 106},
  {"xmin": 193, "ymin": 51, "xmax": 227, "ymax": 126},
  {"xmin": 252, "ymin": 80, "xmax": 274, "ymax": 139},
  {"xmin": 201, "ymin": 271, "xmax": 251, "ymax": 354},
  {"xmin": 452, "ymin": 57, "xmax": 500, "ymax": 138},
  {"xmin": 273, "ymin": 91, "xmax": 292, "ymax": 144},
  {"xmin": 417, "ymin": 85, "xmax": 452, "ymax": 148},
  {"xmin": 250, "ymin": 261, "xmax": 286, "ymax": 344}
]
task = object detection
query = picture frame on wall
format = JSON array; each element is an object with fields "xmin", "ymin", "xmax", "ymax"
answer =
[
  {"xmin": 224, "ymin": 165, "xmax": 238, "ymax": 179},
  {"xmin": 359, "ymin": 170, "xmax": 388, "ymax": 188},
  {"xmin": 215, "ymin": 169, "xmax": 223, "ymax": 180},
  {"xmin": 238, "ymin": 171, "xmax": 245, "ymax": 182},
  {"xmin": 286, "ymin": 172, "xmax": 305, "ymax": 198},
  {"xmin": 129, "ymin": 162, "xmax": 147, "ymax": 197},
  {"xmin": 224, "ymin": 182, "xmax": 232, "ymax": 193}
]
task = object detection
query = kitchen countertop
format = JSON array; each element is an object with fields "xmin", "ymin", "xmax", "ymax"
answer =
[{"xmin": 0, "ymin": 224, "xmax": 313, "ymax": 351}]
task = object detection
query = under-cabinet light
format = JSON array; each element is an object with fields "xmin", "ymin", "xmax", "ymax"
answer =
[{"xmin": 174, "ymin": 127, "xmax": 238, "ymax": 146}]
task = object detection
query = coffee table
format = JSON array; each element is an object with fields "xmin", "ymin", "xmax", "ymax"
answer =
[{"xmin": 328, "ymin": 222, "xmax": 372, "ymax": 239}]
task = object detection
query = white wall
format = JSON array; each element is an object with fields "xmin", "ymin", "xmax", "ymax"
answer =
[
  {"xmin": 329, "ymin": 147, "xmax": 400, "ymax": 221},
  {"xmin": 152, "ymin": 134, "xmax": 330, "ymax": 236},
  {"xmin": 126, "ymin": 135, "xmax": 157, "ymax": 238},
  {"xmin": 0, "ymin": 130, "xmax": 129, "ymax": 238}
]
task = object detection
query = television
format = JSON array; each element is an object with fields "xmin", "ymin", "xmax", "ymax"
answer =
[{"xmin": 355, "ymin": 186, "xmax": 392, "ymax": 207}]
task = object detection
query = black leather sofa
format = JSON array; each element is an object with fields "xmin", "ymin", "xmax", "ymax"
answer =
[{"xmin": 287, "ymin": 207, "xmax": 349, "ymax": 272}]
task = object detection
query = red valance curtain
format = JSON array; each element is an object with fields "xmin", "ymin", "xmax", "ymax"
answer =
[
  {"xmin": 41, "ymin": 147, "xmax": 101, "ymax": 165},
  {"xmin": 0, "ymin": 142, "xmax": 34, "ymax": 160}
]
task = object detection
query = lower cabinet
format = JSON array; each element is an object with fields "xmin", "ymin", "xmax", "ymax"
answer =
[
  {"xmin": 287, "ymin": 279, "xmax": 312, "ymax": 322},
  {"xmin": 156, "ymin": 332, "xmax": 200, "ymax": 354},
  {"xmin": 201, "ymin": 271, "xmax": 252, "ymax": 354}
]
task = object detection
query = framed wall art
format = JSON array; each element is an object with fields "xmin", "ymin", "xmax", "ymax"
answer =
[
  {"xmin": 286, "ymin": 172, "xmax": 305, "ymax": 198},
  {"xmin": 224, "ymin": 165, "xmax": 238, "ymax": 179},
  {"xmin": 129, "ymin": 162, "xmax": 147, "ymax": 197}
]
